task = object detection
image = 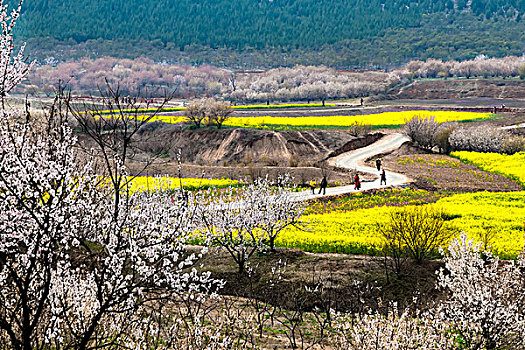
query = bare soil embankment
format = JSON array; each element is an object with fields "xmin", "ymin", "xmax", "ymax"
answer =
[
  {"xmin": 129, "ymin": 127, "xmax": 383, "ymax": 184},
  {"xmin": 139, "ymin": 126, "xmax": 382, "ymax": 167}
]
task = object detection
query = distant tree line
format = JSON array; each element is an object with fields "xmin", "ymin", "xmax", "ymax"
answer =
[
  {"xmin": 402, "ymin": 56, "xmax": 525, "ymax": 79},
  {"xmin": 19, "ymin": 56, "xmax": 525, "ymax": 102},
  {"xmin": 21, "ymin": 57, "xmax": 231, "ymax": 98}
]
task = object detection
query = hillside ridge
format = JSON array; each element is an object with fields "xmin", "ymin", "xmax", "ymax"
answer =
[{"xmin": 15, "ymin": 0, "xmax": 525, "ymax": 68}]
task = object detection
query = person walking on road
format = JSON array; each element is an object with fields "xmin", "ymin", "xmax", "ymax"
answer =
[
  {"xmin": 319, "ymin": 176, "xmax": 327, "ymax": 195},
  {"xmin": 354, "ymin": 174, "xmax": 361, "ymax": 190},
  {"xmin": 380, "ymin": 169, "xmax": 387, "ymax": 185},
  {"xmin": 309, "ymin": 179, "xmax": 316, "ymax": 194},
  {"xmin": 375, "ymin": 158, "xmax": 382, "ymax": 171}
]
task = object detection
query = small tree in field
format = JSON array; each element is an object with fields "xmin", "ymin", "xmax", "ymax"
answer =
[
  {"xmin": 244, "ymin": 176, "xmax": 305, "ymax": 251},
  {"xmin": 379, "ymin": 206, "xmax": 454, "ymax": 265},
  {"xmin": 184, "ymin": 102, "xmax": 207, "ymax": 128},
  {"xmin": 206, "ymin": 100, "xmax": 233, "ymax": 128},
  {"xmin": 199, "ymin": 177, "xmax": 304, "ymax": 273},
  {"xmin": 184, "ymin": 98, "xmax": 233, "ymax": 129}
]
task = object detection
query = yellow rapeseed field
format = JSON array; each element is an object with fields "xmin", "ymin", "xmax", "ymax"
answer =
[
  {"xmin": 223, "ymin": 111, "xmax": 492, "ymax": 128},
  {"xmin": 125, "ymin": 176, "xmax": 240, "ymax": 192},
  {"xmin": 279, "ymin": 191, "xmax": 525, "ymax": 258},
  {"xmin": 451, "ymin": 151, "xmax": 525, "ymax": 186},
  {"xmin": 136, "ymin": 110, "xmax": 491, "ymax": 129}
]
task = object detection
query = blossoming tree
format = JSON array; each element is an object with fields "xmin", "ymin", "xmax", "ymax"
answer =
[
  {"xmin": 0, "ymin": 0, "xmax": 33, "ymax": 104},
  {"xmin": 436, "ymin": 234, "xmax": 525, "ymax": 349},
  {"xmin": 0, "ymin": 100, "xmax": 223, "ymax": 349},
  {"xmin": 199, "ymin": 176, "xmax": 304, "ymax": 274}
]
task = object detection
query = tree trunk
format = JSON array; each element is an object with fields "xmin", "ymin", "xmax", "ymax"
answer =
[{"xmin": 269, "ymin": 236, "xmax": 276, "ymax": 252}]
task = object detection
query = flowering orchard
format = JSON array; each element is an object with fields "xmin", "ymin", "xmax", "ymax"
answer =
[
  {"xmin": 196, "ymin": 176, "xmax": 305, "ymax": 273},
  {"xmin": 2, "ymin": 1, "xmax": 525, "ymax": 347}
]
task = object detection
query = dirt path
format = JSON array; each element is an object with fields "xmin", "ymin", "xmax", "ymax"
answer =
[
  {"xmin": 294, "ymin": 133, "xmax": 411, "ymax": 200},
  {"xmin": 501, "ymin": 122, "xmax": 525, "ymax": 130}
]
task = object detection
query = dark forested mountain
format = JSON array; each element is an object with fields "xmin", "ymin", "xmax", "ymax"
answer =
[{"xmin": 14, "ymin": 0, "xmax": 525, "ymax": 68}]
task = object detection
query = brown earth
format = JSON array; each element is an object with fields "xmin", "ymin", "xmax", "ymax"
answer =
[
  {"xmin": 194, "ymin": 246, "xmax": 441, "ymax": 313},
  {"xmin": 127, "ymin": 161, "xmax": 376, "ymax": 187},
  {"xmin": 381, "ymin": 146, "xmax": 523, "ymax": 192},
  {"xmin": 137, "ymin": 125, "xmax": 382, "ymax": 168},
  {"xmin": 127, "ymin": 129, "xmax": 385, "ymax": 185}
]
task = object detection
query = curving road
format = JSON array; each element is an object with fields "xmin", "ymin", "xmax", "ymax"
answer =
[
  {"xmin": 294, "ymin": 133, "xmax": 412, "ymax": 201},
  {"xmin": 501, "ymin": 123, "xmax": 525, "ymax": 130}
]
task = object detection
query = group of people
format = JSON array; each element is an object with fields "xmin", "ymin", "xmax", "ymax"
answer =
[
  {"xmin": 309, "ymin": 158, "xmax": 387, "ymax": 196},
  {"xmin": 376, "ymin": 158, "xmax": 387, "ymax": 185},
  {"xmin": 492, "ymin": 104, "xmax": 505, "ymax": 114}
]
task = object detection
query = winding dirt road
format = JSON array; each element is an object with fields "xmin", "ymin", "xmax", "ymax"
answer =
[
  {"xmin": 295, "ymin": 133, "xmax": 411, "ymax": 200},
  {"xmin": 501, "ymin": 123, "xmax": 525, "ymax": 130}
]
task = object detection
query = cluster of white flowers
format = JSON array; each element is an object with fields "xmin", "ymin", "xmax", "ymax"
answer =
[
  {"xmin": 334, "ymin": 306, "xmax": 455, "ymax": 349},
  {"xmin": 449, "ymin": 125, "xmax": 509, "ymax": 153},
  {"xmin": 334, "ymin": 233, "xmax": 525, "ymax": 349},
  {"xmin": 198, "ymin": 175, "xmax": 305, "ymax": 274},
  {"xmin": 0, "ymin": 0, "xmax": 33, "ymax": 99},
  {"xmin": 435, "ymin": 234, "xmax": 525, "ymax": 349}
]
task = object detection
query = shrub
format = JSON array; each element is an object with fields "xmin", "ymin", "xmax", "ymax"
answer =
[
  {"xmin": 379, "ymin": 206, "xmax": 455, "ymax": 265},
  {"xmin": 449, "ymin": 125, "xmax": 509, "ymax": 153},
  {"xmin": 519, "ymin": 65, "xmax": 525, "ymax": 80},
  {"xmin": 404, "ymin": 115, "xmax": 439, "ymax": 150},
  {"xmin": 348, "ymin": 121, "xmax": 372, "ymax": 137},
  {"xmin": 501, "ymin": 136, "xmax": 525, "ymax": 155},
  {"xmin": 433, "ymin": 122, "xmax": 458, "ymax": 154}
]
